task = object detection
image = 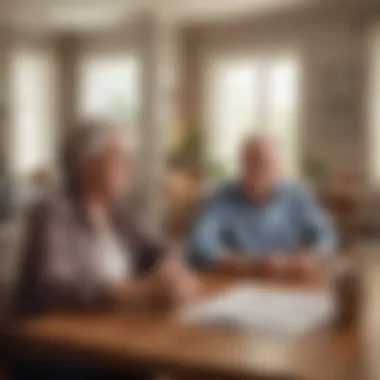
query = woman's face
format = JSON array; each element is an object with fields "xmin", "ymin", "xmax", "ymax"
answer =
[{"xmin": 81, "ymin": 132, "xmax": 131, "ymax": 200}]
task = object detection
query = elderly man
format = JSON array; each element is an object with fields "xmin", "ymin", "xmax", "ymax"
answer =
[{"xmin": 188, "ymin": 136, "xmax": 336, "ymax": 278}]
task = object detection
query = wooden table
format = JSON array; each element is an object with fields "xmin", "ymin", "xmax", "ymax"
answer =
[{"xmin": 3, "ymin": 274, "xmax": 363, "ymax": 380}]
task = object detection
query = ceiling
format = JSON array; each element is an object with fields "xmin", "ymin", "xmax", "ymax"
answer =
[{"xmin": 0, "ymin": 0, "xmax": 313, "ymax": 32}]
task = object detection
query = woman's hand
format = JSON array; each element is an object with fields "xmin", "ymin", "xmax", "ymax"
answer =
[
  {"xmin": 146, "ymin": 258, "xmax": 200, "ymax": 308},
  {"xmin": 112, "ymin": 259, "xmax": 200, "ymax": 310}
]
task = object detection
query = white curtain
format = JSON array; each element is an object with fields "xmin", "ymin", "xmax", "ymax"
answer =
[
  {"xmin": 9, "ymin": 44, "xmax": 58, "ymax": 178},
  {"xmin": 204, "ymin": 55, "xmax": 300, "ymax": 178}
]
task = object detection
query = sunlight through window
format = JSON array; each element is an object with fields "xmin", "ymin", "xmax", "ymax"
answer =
[
  {"xmin": 78, "ymin": 53, "xmax": 140, "ymax": 148},
  {"xmin": 205, "ymin": 55, "xmax": 300, "ymax": 180}
]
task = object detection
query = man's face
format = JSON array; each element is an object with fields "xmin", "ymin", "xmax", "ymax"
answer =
[{"xmin": 240, "ymin": 139, "xmax": 279, "ymax": 199}]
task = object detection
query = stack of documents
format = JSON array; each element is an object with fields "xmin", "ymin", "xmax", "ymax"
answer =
[{"xmin": 180, "ymin": 284, "xmax": 336, "ymax": 338}]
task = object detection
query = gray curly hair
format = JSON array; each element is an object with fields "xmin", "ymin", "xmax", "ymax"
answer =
[{"xmin": 61, "ymin": 119, "xmax": 125, "ymax": 196}]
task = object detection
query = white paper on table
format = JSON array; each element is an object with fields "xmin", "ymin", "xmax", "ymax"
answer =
[{"xmin": 179, "ymin": 284, "xmax": 337, "ymax": 338}]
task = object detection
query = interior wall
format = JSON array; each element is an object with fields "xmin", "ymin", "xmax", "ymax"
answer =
[
  {"xmin": 56, "ymin": 36, "xmax": 79, "ymax": 139},
  {"xmin": 182, "ymin": 10, "xmax": 373, "ymax": 193},
  {"xmin": 0, "ymin": 28, "xmax": 10, "ymax": 173}
]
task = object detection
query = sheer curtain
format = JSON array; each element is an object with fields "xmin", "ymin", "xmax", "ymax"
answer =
[
  {"xmin": 205, "ymin": 60, "xmax": 260, "ymax": 175},
  {"xmin": 267, "ymin": 59, "xmax": 300, "ymax": 176},
  {"xmin": 204, "ymin": 55, "xmax": 300, "ymax": 179},
  {"xmin": 9, "ymin": 44, "xmax": 57, "ymax": 179}
]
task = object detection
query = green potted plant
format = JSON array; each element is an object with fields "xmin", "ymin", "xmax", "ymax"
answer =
[{"xmin": 302, "ymin": 156, "xmax": 329, "ymax": 188}]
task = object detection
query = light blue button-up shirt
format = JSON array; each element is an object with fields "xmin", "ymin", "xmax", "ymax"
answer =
[{"xmin": 188, "ymin": 180, "xmax": 336, "ymax": 268}]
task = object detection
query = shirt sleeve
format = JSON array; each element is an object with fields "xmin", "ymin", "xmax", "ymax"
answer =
[
  {"xmin": 295, "ymin": 185, "xmax": 337, "ymax": 255},
  {"xmin": 187, "ymin": 197, "xmax": 229, "ymax": 268}
]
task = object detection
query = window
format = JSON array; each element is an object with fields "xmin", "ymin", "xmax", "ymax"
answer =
[
  {"xmin": 205, "ymin": 61, "xmax": 260, "ymax": 175},
  {"xmin": 78, "ymin": 53, "xmax": 140, "ymax": 148},
  {"xmin": 204, "ymin": 55, "xmax": 300, "ymax": 179},
  {"xmin": 9, "ymin": 45, "xmax": 57, "ymax": 177},
  {"xmin": 267, "ymin": 59, "xmax": 300, "ymax": 176}
]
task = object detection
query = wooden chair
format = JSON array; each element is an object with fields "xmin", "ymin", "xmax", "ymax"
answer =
[{"xmin": 318, "ymin": 191, "xmax": 361, "ymax": 250}]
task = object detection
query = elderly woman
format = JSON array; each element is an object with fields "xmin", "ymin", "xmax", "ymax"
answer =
[{"xmin": 9, "ymin": 120, "xmax": 197, "ymax": 379}]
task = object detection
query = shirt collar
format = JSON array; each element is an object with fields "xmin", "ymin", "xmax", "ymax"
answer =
[{"xmin": 235, "ymin": 179, "xmax": 284, "ymax": 206}]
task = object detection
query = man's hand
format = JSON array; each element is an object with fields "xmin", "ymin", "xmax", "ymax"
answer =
[
  {"xmin": 263, "ymin": 252, "xmax": 324, "ymax": 280},
  {"xmin": 262, "ymin": 253, "xmax": 293, "ymax": 278},
  {"xmin": 212, "ymin": 254, "xmax": 292, "ymax": 278},
  {"xmin": 214, "ymin": 256, "xmax": 254, "ymax": 276},
  {"xmin": 288, "ymin": 253, "xmax": 324, "ymax": 281}
]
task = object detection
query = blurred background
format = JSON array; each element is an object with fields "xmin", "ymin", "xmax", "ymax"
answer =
[{"xmin": 0, "ymin": 0, "xmax": 380, "ymax": 311}]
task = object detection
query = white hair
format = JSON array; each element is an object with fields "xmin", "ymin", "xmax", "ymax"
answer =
[
  {"xmin": 61, "ymin": 118, "xmax": 129, "ymax": 195},
  {"xmin": 79, "ymin": 120, "xmax": 129, "ymax": 159}
]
